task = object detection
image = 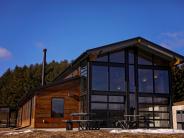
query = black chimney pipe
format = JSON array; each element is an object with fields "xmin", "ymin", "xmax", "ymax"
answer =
[{"xmin": 42, "ymin": 48, "xmax": 47, "ymax": 86}]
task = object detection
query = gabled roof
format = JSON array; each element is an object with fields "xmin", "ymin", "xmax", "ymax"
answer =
[{"xmin": 54, "ymin": 37, "xmax": 184, "ymax": 81}]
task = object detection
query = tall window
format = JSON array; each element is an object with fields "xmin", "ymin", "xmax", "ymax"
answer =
[
  {"xmin": 138, "ymin": 69, "xmax": 153, "ymax": 93},
  {"xmin": 110, "ymin": 67, "xmax": 125, "ymax": 92},
  {"xmin": 138, "ymin": 50, "xmax": 152, "ymax": 65},
  {"xmin": 129, "ymin": 65, "xmax": 135, "ymax": 92},
  {"xmin": 154, "ymin": 70, "xmax": 169, "ymax": 93},
  {"xmin": 92, "ymin": 65, "xmax": 108, "ymax": 91},
  {"xmin": 109, "ymin": 51, "xmax": 125, "ymax": 63},
  {"xmin": 52, "ymin": 98, "xmax": 64, "ymax": 118}
]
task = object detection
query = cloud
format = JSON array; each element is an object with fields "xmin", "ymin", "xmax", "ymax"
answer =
[
  {"xmin": 159, "ymin": 32, "xmax": 184, "ymax": 50},
  {"xmin": 0, "ymin": 47, "xmax": 12, "ymax": 59}
]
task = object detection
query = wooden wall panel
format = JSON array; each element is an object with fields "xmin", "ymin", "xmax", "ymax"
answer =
[
  {"xmin": 17, "ymin": 96, "xmax": 36, "ymax": 128},
  {"xmin": 34, "ymin": 79, "xmax": 80, "ymax": 128},
  {"xmin": 20, "ymin": 100, "xmax": 31, "ymax": 128}
]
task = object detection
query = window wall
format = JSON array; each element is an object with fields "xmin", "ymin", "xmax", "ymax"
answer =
[
  {"xmin": 89, "ymin": 48, "xmax": 171, "ymax": 128},
  {"xmin": 137, "ymin": 49, "xmax": 170, "ymax": 128}
]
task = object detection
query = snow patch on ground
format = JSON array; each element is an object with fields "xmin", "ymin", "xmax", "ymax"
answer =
[
  {"xmin": 5, "ymin": 129, "xmax": 33, "ymax": 135},
  {"xmin": 110, "ymin": 129, "xmax": 184, "ymax": 134}
]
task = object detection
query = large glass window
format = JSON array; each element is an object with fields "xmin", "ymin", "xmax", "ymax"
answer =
[
  {"xmin": 96, "ymin": 55, "xmax": 108, "ymax": 62},
  {"xmin": 154, "ymin": 97, "xmax": 168, "ymax": 105},
  {"xmin": 154, "ymin": 120, "xmax": 170, "ymax": 128},
  {"xmin": 154, "ymin": 106, "xmax": 168, "ymax": 112},
  {"xmin": 110, "ymin": 67, "xmax": 125, "ymax": 92},
  {"xmin": 92, "ymin": 65, "xmax": 108, "ymax": 91},
  {"xmin": 109, "ymin": 51, "xmax": 124, "ymax": 63},
  {"xmin": 51, "ymin": 98, "xmax": 64, "ymax": 118},
  {"xmin": 109, "ymin": 104, "xmax": 124, "ymax": 110},
  {"xmin": 154, "ymin": 70, "xmax": 169, "ymax": 93},
  {"xmin": 139, "ymin": 97, "xmax": 152, "ymax": 104},
  {"xmin": 138, "ymin": 50, "xmax": 152, "ymax": 65},
  {"xmin": 91, "ymin": 95, "xmax": 107, "ymax": 102},
  {"xmin": 139, "ymin": 104, "xmax": 153, "ymax": 112},
  {"xmin": 129, "ymin": 65, "xmax": 135, "ymax": 92},
  {"xmin": 138, "ymin": 69, "xmax": 153, "ymax": 93},
  {"xmin": 109, "ymin": 96, "xmax": 124, "ymax": 103},
  {"xmin": 91, "ymin": 103, "xmax": 107, "ymax": 110},
  {"xmin": 128, "ymin": 50, "xmax": 134, "ymax": 64}
]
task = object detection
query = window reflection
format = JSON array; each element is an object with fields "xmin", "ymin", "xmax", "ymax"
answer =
[
  {"xmin": 154, "ymin": 70, "xmax": 169, "ymax": 93},
  {"xmin": 154, "ymin": 106, "xmax": 168, "ymax": 112},
  {"xmin": 139, "ymin": 97, "xmax": 152, "ymax": 104},
  {"xmin": 154, "ymin": 112, "xmax": 169, "ymax": 120},
  {"xmin": 110, "ymin": 67, "xmax": 125, "ymax": 91},
  {"xmin": 109, "ymin": 51, "xmax": 124, "ymax": 63},
  {"xmin": 92, "ymin": 65, "xmax": 108, "ymax": 91},
  {"xmin": 109, "ymin": 104, "xmax": 124, "ymax": 110},
  {"xmin": 128, "ymin": 50, "xmax": 134, "ymax": 64},
  {"xmin": 154, "ymin": 97, "xmax": 168, "ymax": 104},
  {"xmin": 52, "ymin": 98, "xmax": 64, "ymax": 118},
  {"xmin": 91, "ymin": 103, "xmax": 107, "ymax": 110},
  {"xmin": 139, "ymin": 104, "xmax": 153, "ymax": 112},
  {"xmin": 138, "ymin": 69, "xmax": 153, "ymax": 93},
  {"xmin": 109, "ymin": 96, "xmax": 124, "ymax": 103},
  {"xmin": 91, "ymin": 95, "xmax": 107, "ymax": 102},
  {"xmin": 154, "ymin": 120, "xmax": 169, "ymax": 127},
  {"xmin": 129, "ymin": 65, "xmax": 135, "ymax": 92}
]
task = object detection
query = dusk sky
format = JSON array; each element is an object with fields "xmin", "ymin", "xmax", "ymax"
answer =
[{"xmin": 0, "ymin": 0, "xmax": 184, "ymax": 75}]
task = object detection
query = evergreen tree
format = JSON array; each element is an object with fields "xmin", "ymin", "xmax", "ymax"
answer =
[{"xmin": 0, "ymin": 60, "xmax": 70, "ymax": 107}]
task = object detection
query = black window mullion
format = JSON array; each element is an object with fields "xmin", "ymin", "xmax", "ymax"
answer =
[
  {"xmin": 125, "ymin": 49, "xmax": 129, "ymax": 116},
  {"xmin": 107, "ymin": 53, "xmax": 110, "ymax": 125},
  {"xmin": 152, "ymin": 55, "xmax": 156, "ymax": 127}
]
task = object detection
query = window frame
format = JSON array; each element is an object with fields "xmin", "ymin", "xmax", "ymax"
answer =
[{"xmin": 51, "ymin": 97, "xmax": 65, "ymax": 118}]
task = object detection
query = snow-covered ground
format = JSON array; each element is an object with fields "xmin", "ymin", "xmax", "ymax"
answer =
[
  {"xmin": 110, "ymin": 129, "xmax": 184, "ymax": 134},
  {"xmin": 2, "ymin": 128, "xmax": 184, "ymax": 136},
  {"xmin": 4, "ymin": 129, "xmax": 33, "ymax": 135}
]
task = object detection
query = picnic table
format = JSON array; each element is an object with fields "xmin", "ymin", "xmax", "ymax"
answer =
[{"xmin": 63, "ymin": 113, "xmax": 103, "ymax": 131}]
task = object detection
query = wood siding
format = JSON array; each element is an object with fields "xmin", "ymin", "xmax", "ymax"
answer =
[
  {"xmin": 34, "ymin": 79, "xmax": 80, "ymax": 128},
  {"xmin": 17, "ymin": 96, "xmax": 36, "ymax": 128}
]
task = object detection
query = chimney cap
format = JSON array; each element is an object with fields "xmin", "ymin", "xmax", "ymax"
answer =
[{"xmin": 43, "ymin": 48, "xmax": 47, "ymax": 52}]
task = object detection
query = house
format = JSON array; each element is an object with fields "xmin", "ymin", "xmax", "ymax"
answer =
[
  {"xmin": 172, "ymin": 101, "xmax": 184, "ymax": 129},
  {"xmin": 17, "ymin": 37, "xmax": 184, "ymax": 128},
  {"xmin": 0, "ymin": 106, "xmax": 16, "ymax": 128}
]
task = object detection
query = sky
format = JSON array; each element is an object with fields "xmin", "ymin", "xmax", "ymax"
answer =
[{"xmin": 0, "ymin": 0, "xmax": 184, "ymax": 75}]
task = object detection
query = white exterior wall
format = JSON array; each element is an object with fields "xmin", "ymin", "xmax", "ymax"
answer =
[{"xmin": 172, "ymin": 105, "xmax": 184, "ymax": 129}]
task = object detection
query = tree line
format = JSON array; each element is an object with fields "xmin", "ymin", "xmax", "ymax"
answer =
[{"xmin": 0, "ymin": 60, "xmax": 69, "ymax": 107}]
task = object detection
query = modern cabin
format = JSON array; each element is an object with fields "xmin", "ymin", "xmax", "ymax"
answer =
[{"xmin": 17, "ymin": 37, "xmax": 184, "ymax": 128}]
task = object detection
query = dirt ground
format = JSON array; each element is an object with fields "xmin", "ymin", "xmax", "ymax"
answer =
[{"xmin": 1, "ymin": 130, "xmax": 184, "ymax": 138}]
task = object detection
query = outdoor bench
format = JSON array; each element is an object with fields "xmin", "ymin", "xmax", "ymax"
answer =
[{"xmin": 63, "ymin": 120, "xmax": 103, "ymax": 131}]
